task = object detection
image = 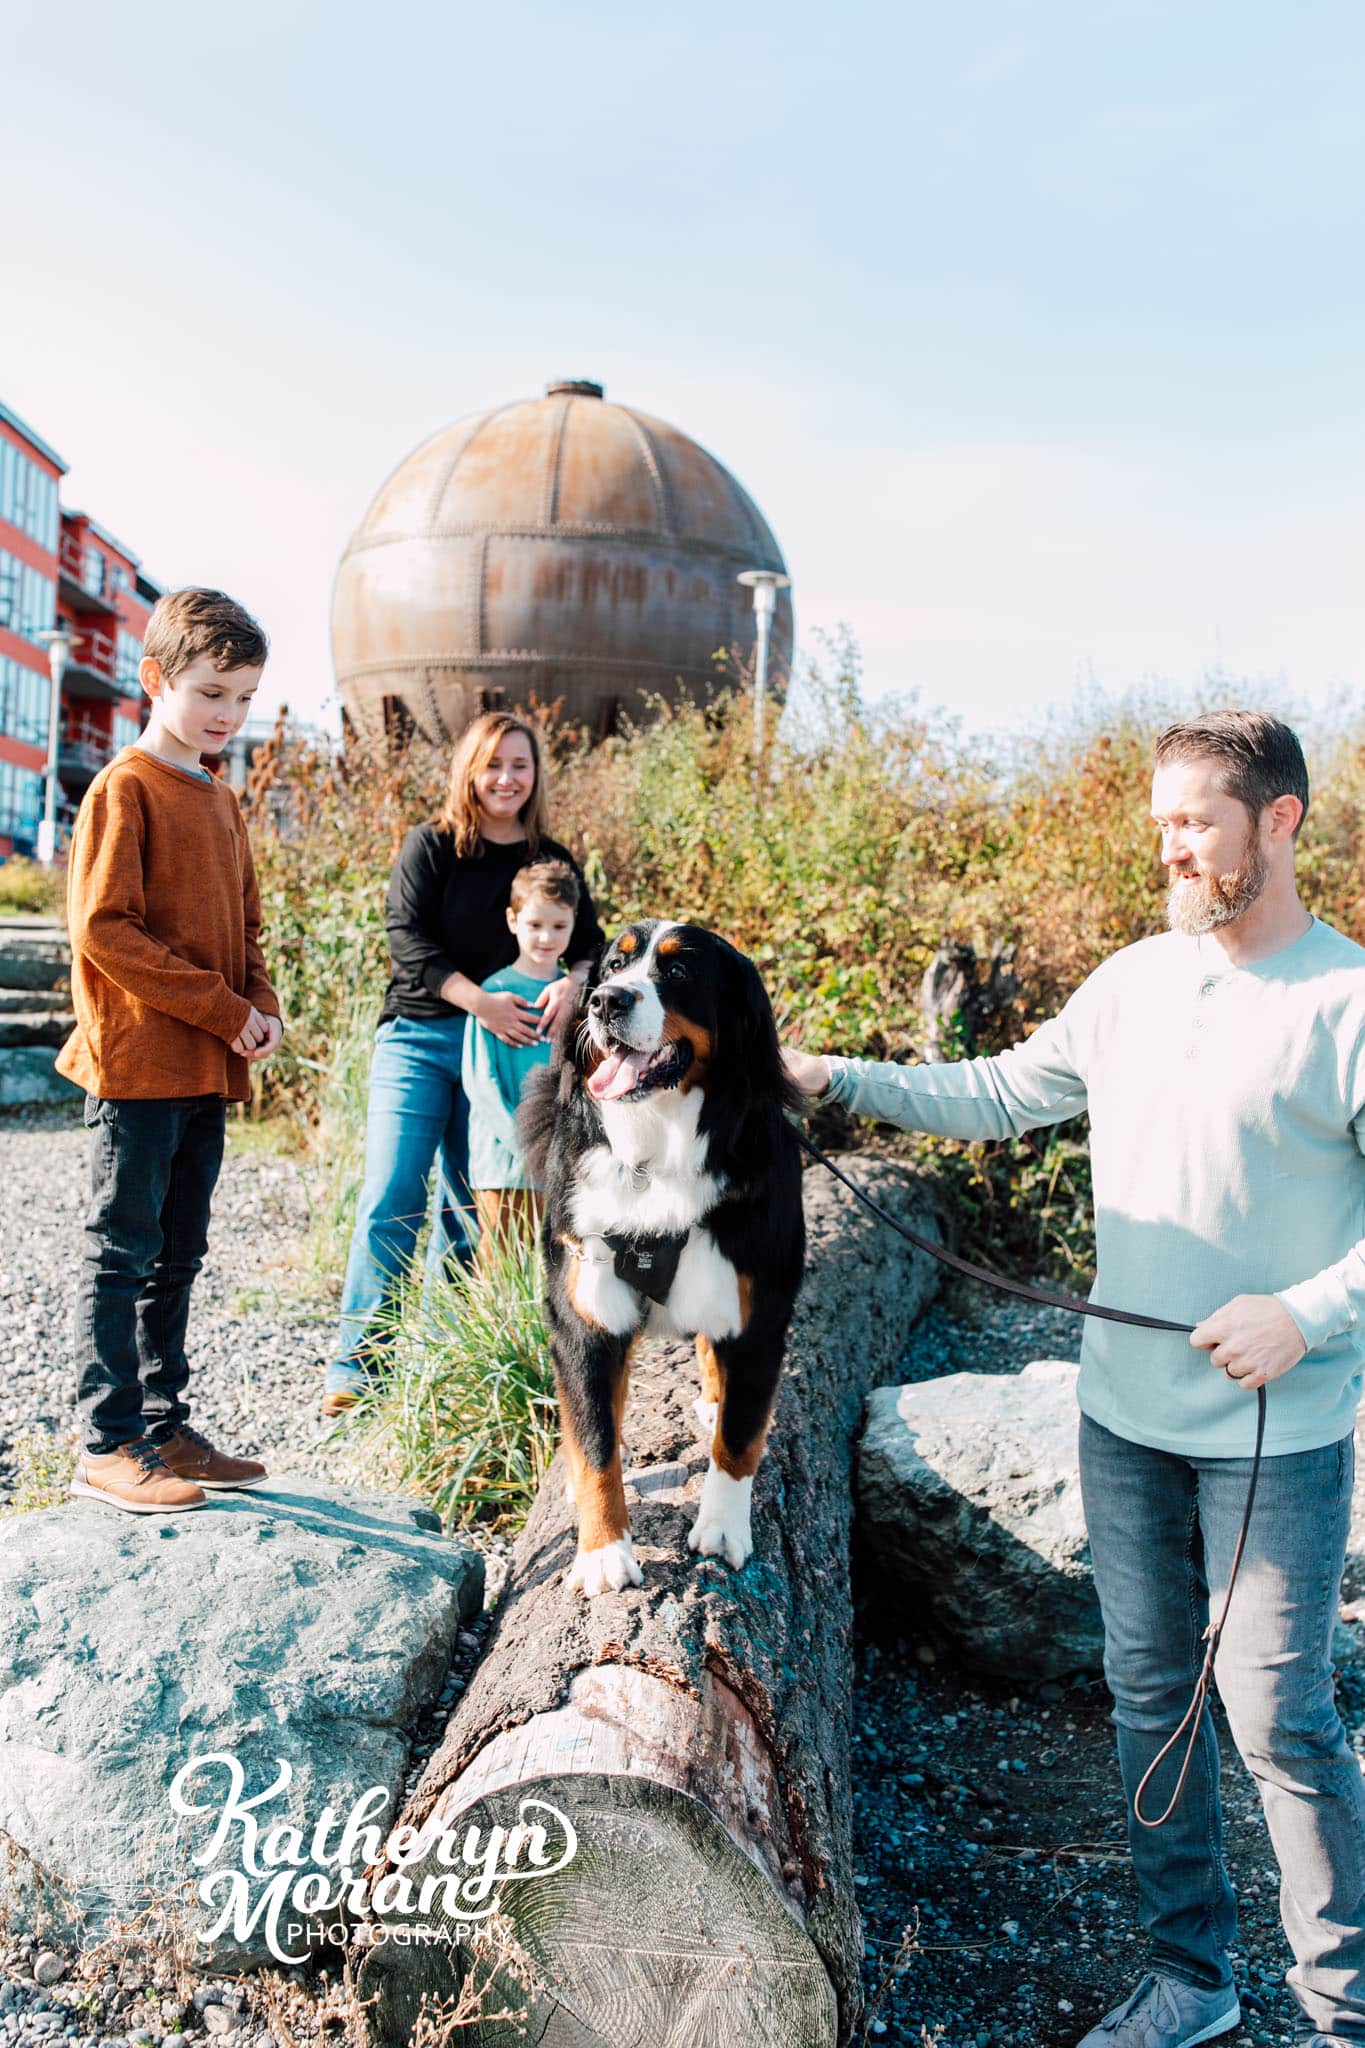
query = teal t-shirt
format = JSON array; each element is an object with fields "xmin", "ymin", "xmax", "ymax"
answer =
[{"xmin": 460, "ymin": 965, "xmax": 555, "ymax": 1190}]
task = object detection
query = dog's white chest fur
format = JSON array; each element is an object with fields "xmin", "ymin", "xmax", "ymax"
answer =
[{"xmin": 567, "ymin": 1091, "xmax": 743, "ymax": 1339}]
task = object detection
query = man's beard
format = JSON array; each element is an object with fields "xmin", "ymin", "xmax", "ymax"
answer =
[{"xmin": 1166, "ymin": 835, "xmax": 1270, "ymax": 936}]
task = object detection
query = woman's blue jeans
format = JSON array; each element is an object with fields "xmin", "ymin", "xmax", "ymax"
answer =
[
  {"xmin": 327, "ymin": 1014, "xmax": 476, "ymax": 1391},
  {"xmin": 1079, "ymin": 1410, "xmax": 1365, "ymax": 2040}
]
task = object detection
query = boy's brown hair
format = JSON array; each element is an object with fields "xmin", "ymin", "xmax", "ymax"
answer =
[
  {"xmin": 143, "ymin": 588, "xmax": 269, "ymax": 682},
  {"xmin": 510, "ymin": 857, "xmax": 580, "ymax": 913}
]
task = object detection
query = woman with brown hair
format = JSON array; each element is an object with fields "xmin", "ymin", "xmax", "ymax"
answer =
[{"xmin": 322, "ymin": 711, "xmax": 604, "ymax": 1417}]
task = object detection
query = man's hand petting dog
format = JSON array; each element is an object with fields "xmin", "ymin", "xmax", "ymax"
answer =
[{"xmin": 782, "ymin": 1047, "xmax": 831, "ymax": 1097}]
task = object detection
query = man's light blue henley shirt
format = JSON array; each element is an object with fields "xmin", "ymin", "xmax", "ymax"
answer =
[{"xmin": 825, "ymin": 916, "xmax": 1365, "ymax": 1458}]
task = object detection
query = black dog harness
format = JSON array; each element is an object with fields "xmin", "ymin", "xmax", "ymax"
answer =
[{"xmin": 602, "ymin": 1229, "xmax": 689, "ymax": 1306}]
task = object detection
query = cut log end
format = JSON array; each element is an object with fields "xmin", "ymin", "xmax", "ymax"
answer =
[{"xmin": 359, "ymin": 1772, "xmax": 836, "ymax": 2047}]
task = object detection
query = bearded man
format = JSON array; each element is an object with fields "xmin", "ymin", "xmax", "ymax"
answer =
[{"xmin": 785, "ymin": 712, "xmax": 1365, "ymax": 2048}]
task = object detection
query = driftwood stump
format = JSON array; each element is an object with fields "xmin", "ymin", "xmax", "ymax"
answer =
[{"xmin": 355, "ymin": 1158, "xmax": 942, "ymax": 2048}]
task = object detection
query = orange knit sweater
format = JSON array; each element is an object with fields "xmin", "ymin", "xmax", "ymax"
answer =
[{"xmin": 56, "ymin": 748, "xmax": 280, "ymax": 1102}]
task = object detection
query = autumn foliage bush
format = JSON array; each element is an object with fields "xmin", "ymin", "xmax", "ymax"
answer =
[{"xmin": 243, "ymin": 650, "xmax": 1365, "ymax": 1285}]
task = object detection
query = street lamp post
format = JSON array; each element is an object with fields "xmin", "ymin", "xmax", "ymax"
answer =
[
  {"xmin": 736, "ymin": 569, "xmax": 791, "ymax": 754},
  {"xmin": 36, "ymin": 624, "xmax": 74, "ymax": 866}
]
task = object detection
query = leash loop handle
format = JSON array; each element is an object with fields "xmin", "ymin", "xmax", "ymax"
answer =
[
  {"xmin": 1132, "ymin": 1379, "xmax": 1267, "ymax": 1827},
  {"xmin": 793, "ymin": 1125, "xmax": 1269, "ymax": 1830}
]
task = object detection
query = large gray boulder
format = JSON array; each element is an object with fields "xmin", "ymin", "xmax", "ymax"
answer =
[
  {"xmin": 0, "ymin": 1475, "xmax": 484, "ymax": 1964},
  {"xmin": 0, "ymin": 919, "xmax": 77, "ymax": 1104},
  {"xmin": 856, "ymin": 1359, "xmax": 1102, "ymax": 1678}
]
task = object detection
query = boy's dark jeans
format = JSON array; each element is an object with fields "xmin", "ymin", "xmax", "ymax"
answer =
[{"xmin": 75, "ymin": 1094, "xmax": 226, "ymax": 1455}]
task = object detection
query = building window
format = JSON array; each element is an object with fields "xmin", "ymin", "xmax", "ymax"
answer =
[
  {"xmin": 0, "ymin": 656, "xmax": 51, "ymax": 748},
  {"xmin": 113, "ymin": 712, "xmax": 141, "ymax": 751},
  {"xmin": 82, "ymin": 547, "xmax": 106, "ymax": 597},
  {"xmin": 0, "ymin": 758, "xmax": 43, "ymax": 855},
  {"xmin": 116, "ymin": 630, "xmax": 142, "ymax": 689},
  {"xmin": 0, "ymin": 550, "xmax": 56, "ymax": 643},
  {"xmin": 0, "ymin": 441, "xmax": 59, "ymax": 554}
]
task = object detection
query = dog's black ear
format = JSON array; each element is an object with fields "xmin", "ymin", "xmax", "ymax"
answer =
[
  {"xmin": 730, "ymin": 944, "xmax": 805, "ymax": 1113},
  {"xmin": 516, "ymin": 1064, "xmax": 558, "ymax": 1182},
  {"xmin": 517, "ymin": 950, "xmax": 604, "ymax": 1174}
]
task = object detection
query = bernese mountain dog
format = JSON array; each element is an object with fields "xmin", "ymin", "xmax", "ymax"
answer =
[{"xmin": 518, "ymin": 920, "xmax": 806, "ymax": 1598}]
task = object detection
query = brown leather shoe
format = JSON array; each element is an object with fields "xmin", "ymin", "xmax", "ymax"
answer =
[
  {"xmin": 154, "ymin": 1424, "xmax": 268, "ymax": 1490},
  {"xmin": 71, "ymin": 1439, "xmax": 206, "ymax": 1514}
]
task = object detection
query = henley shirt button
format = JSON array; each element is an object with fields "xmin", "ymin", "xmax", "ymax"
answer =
[{"xmin": 1199, "ymin": 978, "xmax": 1218, "ymax": 995}]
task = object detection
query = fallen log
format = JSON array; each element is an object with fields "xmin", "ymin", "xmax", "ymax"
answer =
[{"xmin": 354, "ymin": 1157, "xmax": 942, "ymax": 2048}]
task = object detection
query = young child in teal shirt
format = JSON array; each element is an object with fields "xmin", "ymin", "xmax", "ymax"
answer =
[{"xmin": 460, "ymin": 858, "xmax": 580, "ymax": 1257}]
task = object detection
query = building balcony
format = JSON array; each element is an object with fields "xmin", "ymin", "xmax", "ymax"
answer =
[
  {"xmin": 57, "ymin": 533, "xmax": 119, "ymax": 617},
  {"xmin": 58, "ymin": 716, "xmax": 117, "ymax": 787},
  {"xmin": 63, "ymin": 627, "xmax": 139, "ymax": 704}
]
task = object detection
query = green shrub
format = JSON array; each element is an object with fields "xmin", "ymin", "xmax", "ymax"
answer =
[
  {"xmin": 327, "ymin": 1226, "xmax": 557, "ymax": 1532},
  {"xmin": 0, "ymin": 858, "xmax": 64, "ymax": 920}
]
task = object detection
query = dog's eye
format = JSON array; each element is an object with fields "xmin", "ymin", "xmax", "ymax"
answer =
[{"xmin": 665, "ymin": 962, "xmax": 688, "ymax": 982}]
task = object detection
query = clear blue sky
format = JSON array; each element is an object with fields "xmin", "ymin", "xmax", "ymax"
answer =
[{"xmin": 4, "ymin": 1, "xmax": 1364, "ymax": 737}]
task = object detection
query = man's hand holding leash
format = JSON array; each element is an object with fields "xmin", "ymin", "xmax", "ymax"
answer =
[{"xmin": 1191, "ymin": 1293, "xmax": 1307, "ymax": 1392}]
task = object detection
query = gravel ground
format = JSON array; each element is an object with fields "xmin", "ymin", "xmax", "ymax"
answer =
[{"xmin": 2, "ymin": 1108, "xmax": 1362, "ymax": 2046}]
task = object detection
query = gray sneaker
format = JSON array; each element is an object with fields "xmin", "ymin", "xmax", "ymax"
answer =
[{"xmin": 1077, "ymin": 1972, "xmax": 1240, "ymax": 2046}]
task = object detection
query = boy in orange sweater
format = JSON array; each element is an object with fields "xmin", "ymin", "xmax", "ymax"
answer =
[{"xmin": 58, "ymin": 589, "xmax": 283, "ymax": 1513}]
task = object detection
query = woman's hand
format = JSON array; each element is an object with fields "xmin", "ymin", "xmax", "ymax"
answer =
[
  {"xmin": 478, "ymin": 989, "xmax": 544, "ymax": 1047},
  {"xmin": 534, "ymin": 965, "xmax": 587, "ymax": 1040}
]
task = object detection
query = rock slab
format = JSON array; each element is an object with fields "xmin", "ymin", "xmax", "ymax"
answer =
[
  {"xmin": 0, "ymin": 918, "xmax": 77, "ymax": 1104},
  {"xmin": 0, "ymin": 1474, "xmax": 484, "ymax": 1962},
  {"xmin": 856, "ymin": 1359, "xmax": 1103, "ymax": 1677}
]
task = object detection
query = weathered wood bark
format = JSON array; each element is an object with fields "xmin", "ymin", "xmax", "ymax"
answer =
[{"xmin": 355, "ymin": 1159, "xmax": 942, "ymax": 2048}]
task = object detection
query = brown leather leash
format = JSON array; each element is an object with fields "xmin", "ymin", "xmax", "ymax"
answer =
[{"xmin": 795, "ymin": 1128, "xmax": 1268, "ymax": 1828}]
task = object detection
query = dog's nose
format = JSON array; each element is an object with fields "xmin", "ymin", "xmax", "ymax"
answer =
[{"xmin": 589, "ymin": 984, "xmax": 640, "ymax": 1022}]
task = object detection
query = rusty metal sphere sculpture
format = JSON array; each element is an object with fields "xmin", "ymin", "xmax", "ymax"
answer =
[{"xmin": 332, "ymin": 380, "xmax": 793, "ymax": 743}]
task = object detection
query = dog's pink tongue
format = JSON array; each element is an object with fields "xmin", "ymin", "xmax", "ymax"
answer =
[{"xmin": 588, "ymin": 1050, "xmax": 647, "ymax": 1101}]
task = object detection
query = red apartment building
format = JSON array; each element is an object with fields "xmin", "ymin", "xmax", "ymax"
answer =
[{"xmin": 0, "ymin": 399, "xmax": 161, "ymax": 859}]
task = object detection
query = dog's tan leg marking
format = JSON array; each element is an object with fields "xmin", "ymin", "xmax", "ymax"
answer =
[
  {"xmin": 737, "ymin": 1273, "xmax": 753, "ymax": 1332},
  {"xmin": 715, "ymin": 1401, "xmax": 773, "ymax": 1481},
  {"xmin": 559, "ymin": 1235, "xmax": 606, "ymax": 1332},
  {"xmin": 696, "ymin": 1333, "xmax": 722, "ymax": 1403},
  {"xmin": 560, "ymin": 1426, "xmax": 585, "ymax": 1508},
  {"xmin": 568, "ymin": 1340, "xmax": 643, "ymax": 1595},
  {"xmin": 688, "ymin": 1340, "xmax": 778, "ymax": 1569},
  {"xmin": 693, "ymin": 1333, "xmax": 721, "ymax": 1438}
]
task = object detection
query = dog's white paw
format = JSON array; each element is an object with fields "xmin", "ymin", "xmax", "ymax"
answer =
[
  {"xmin": 686, "ymin": 1467, "xmax": 754, "ymax": 1570},
  {"xmin": 692, "ymin": 1396, "xmax": 718, "ymax": 1439},
  {"xmin": 569, "ymin": 1536, "xmax": 644, "ymax": 1597}
]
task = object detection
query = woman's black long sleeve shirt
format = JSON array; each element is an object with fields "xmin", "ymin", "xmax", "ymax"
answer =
[{"xmin": 378, "ymin": 824, "xmax": 606, "ymax": 1024}]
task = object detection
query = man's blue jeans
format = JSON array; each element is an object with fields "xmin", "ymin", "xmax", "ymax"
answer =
[
  {"xmin": 75, "ymin": 1093, "xmax": 226, "ymax": 1454},
  {"xmin": 327, "ymin": 1014, "xmax": 476, "ymax": 1392},
  {"xmin": 1079, "ymin": 1410, "xmax": 1365, "ymax": 2041}
]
